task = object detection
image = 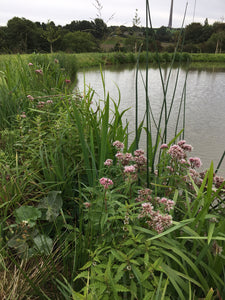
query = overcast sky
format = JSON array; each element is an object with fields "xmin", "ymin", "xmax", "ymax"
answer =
[{"xmin": 1, "ymin": 0, "xmax": 225, "ymax": 28}]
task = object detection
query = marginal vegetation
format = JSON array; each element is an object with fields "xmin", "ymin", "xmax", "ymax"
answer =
[{"xmin": 0, "ymin": 2, "xmax": 225, "ymax": 300}]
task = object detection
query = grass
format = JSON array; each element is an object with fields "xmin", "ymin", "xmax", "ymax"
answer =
[{"xmin": 0, "ymin": 16, "xmax": 225, "ymax": 299}]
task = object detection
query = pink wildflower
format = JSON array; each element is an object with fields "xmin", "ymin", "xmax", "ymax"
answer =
[
  {"xmin": 27, "ymin": 95, "xmax": 34, "ymax": 101},
  {"xmin": 134, "ymin": 154, "xmax": 147, "ymax": 166},
  {"xmin": 65, "ymin": 79, "xmax": 71, "ymax": 84},
  {"xmin": 83, "ymin": 202, "xmax": 91, "ymax": 208},
  {"xmin": 134, "ymin": 149, "xmax": 145, "ymax": 156},
  {"xmin": 46, "ymin": 100, "xmax": 53, "ymax": 104},
  {"xmin": 113, "ymin": 140, "xmax": 124, "ymax": 150},
  {"xmin": 104, "ymin": 159, "xmax": 113, "ymax": 166},
  {"xmin": 177, "ymin": 140, "xmax": 186, "ymax": 146},
  {"xmin": 35, "ymin": 69, "xmax": 43, "ymax": 75},
  {"xmin": 136, "ymin": 188, "xmax": 152, "ymax": 202},
  {"xmin": 189, "ymin": 157, "xmax": 202, "ymax": 168},
  {"xmin": 166, "ymin": 166, "xmax": 174, "ymax": 172},
  {"xmin": 20, "ymin": 112, "xmax": 26, "ymax": 118},
  {"xmin": 159, "ymin": 197, "xmax": 175, "ymax": 211},
  {"xmin": 182, "ymin": 144, "xmax": 193, "ymax": 152},
  {"xmin": 99, "ymin": 177, "xmax": 113, "ymax": 189},
  {"xmin": 160, "ymin": 143, "xmax": 168, "ymax": 150},
  {"xmin": 124, "ymin": 165, "xmax": 136, "ymax": 173},
  {"xmin": 28, "ymin": 62, "xmax": 33, "ymax": 66},
  {"xmin": 168, "ymin": 144, "xmax": 185, "ymax": 160},
  {"xmin": 213, "ymin": 176, "xmax": 225, "ymax": 188},
  {"xmin": 115, "ymin": 152, "xmax": 124, "ymax": 161}
]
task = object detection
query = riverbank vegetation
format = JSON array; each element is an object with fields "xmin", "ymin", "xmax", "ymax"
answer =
[
  {"xmin": 1, "ymin": 0, "xmax": 225, "ymax": 297},
  {"xmin": 0, "ymin": 46, "xmax": 225, "ymax": 300}
]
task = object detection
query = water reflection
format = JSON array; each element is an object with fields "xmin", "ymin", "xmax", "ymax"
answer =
[{"xmin": 76, "ymin": 64, "xmax": 225, "ymax": 175}]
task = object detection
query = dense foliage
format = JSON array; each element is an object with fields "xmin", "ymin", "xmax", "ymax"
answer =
[
  {"xmin": 0, "ymin": 52, "xmax": 225, "ymax": 299},
  {"xmin": 0, "ymin": 16, "xmax": 225, "ymax": 53}
]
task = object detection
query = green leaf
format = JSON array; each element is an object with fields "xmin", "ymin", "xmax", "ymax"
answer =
[
  {"xmin": 205, "ymin": 288, "xmax": 214, "ymax": 300},
  {"xmin": 111, "ymin": 249, "xmax": 127, "ymax": 262},
  {"xmin": 115, "ymin": 284, "xmax": 130, "ymax": 292},
  {"xmin": 14, "ymin": 205, "xmax": 41, "ymax": 227},
  {"xmin": 207, "ymin": 222, "xmax": 215, "ymax": 245},
  {"xmin": 74, "ymin": 270, "xmax": 89, "ymax": 281},
  {"xmin": 32, "ymin": 234, "xmax": 53, "ymax": 255},
  {"xmin": 79, "ymin": 261, "xmax": 93, "ymax": 271},
  {"xmin": 38, "ymin": 191, "xmax": 63, "ymax": 222}
]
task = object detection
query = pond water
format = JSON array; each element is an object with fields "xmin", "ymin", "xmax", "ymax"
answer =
[{"xmin": 76, "ymin": 63, "xmax": 225, "ymax": 175}]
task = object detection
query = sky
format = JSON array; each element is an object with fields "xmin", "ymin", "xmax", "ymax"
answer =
[{"xmin": 1, "ymin": 0, "xmax": 225, "ymax": 28}]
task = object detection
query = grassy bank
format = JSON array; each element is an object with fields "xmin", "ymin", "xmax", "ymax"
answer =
[
  {"xmin": 0, "ymin": 52, "xmax": 225, "ymax": 299},
  {"xmin": 75, "ymin": 52, "xmax": 225, "ymax": 68}
]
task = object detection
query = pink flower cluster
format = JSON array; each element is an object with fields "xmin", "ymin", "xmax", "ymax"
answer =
[
  {"xmin": 99, "ymin": 177, "xmax": 113, "ymax": 189},
  {"xmin": 115, "ymin": 152, "xmax": 133, "ymax": 166},
  {"xmin": 138, "ymin": 201, "xmax": 173, "ymax": 233},
  {"xmin": 113, "ymin": 140, "xmax": 124, "ymax": 150},
  {"xmin": 37, "ymin": 100, "xmax": 54, "ymax": 108},
  {"xmin": 35, "ymin": 69, "xmax": 43, "ymax": 75},
  {"xmin": 168, "ymin": 144, "xmax": 185, "ymax": 160},
  {"xmin": 213, "ymin": 175, "xmax": 225, "ymax": 189},
  {"xmin": 137, "ymin": 190, "xmax": 174, "ymax": 233},
  {"xmin": 158, "ymin": 197, "xmax": 175, "ymax": 212},
  {"xmin": 124, "ymin": 165, "xmax": 136, "ymax": 173},
  {"xmin": 104, "ymin": 159, "xmax": 113, "ymax": 166},
  {"xmin": 189, "ymin": 157, "xmax": 202, "ymax": 168},
  {"xmin": 136, "ymin": 188, "xmax": 153, "ymax": 202},
  {"xmin": 20, "ymin": 112, "xmax": 26, "ymax": 118},
  {"xmin": 27, "ymin": 95, "xmax": 34, "ymax": 101}
]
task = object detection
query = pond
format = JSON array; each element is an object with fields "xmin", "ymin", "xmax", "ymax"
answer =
[{"xmin": 76, "ymin": 63, "xmax": 225, "ymax": 175}]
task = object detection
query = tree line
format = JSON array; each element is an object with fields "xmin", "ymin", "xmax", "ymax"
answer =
[{"xmin": 0, "ymin": 16, "xmax": 225, "ymax": 54}]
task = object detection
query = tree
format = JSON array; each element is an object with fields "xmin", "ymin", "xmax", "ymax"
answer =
[
  {"xmin": 61, "ymin": 31, "xmax": 99, "ymax": 52},
  {"xmin": 6, "ymin": 17, "xmax": 38, "ymax": 52},
  {"xmin": 92, "ymin": 18, "xmax": 107, "ymax": 39},
  {"xmin": 185, "ymin": 22, "xmax": 203, "ymax": 43},
  {"xmin": 42, "ymin": 20, "xmax": 61, "ymax": 53}
]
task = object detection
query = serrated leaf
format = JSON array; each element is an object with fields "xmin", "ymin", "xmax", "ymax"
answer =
[
  {"xmin": 74, "ymin": 271, "xmax": 89, "ymax": 281},
  {"xmin": 115, "ymin": 284, "xmax": 130, "ymax": 292},
  {"xmin": 130, "ymin": 279, "xmax": 137, "ymax": 298},
  {"xmin": 144, "ymin": 252, "xmax": 149, "ymax": 267},
  {"xmin": 114, "ymin": 262, "xmax": 127, "ymax": 283},
  {"xmin": 79, "ymin": 261, "xmax": 93, "ymax": 271},
  {"xmin": 111, "ymin": 249, "xmax": 126, "ymax": 262}
]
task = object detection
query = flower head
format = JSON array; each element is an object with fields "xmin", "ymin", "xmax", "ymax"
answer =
[
  {"xmin": 28, "ymin": 62, "xmax": 33, "ymax": 66},
  {"xmin": 124, "ymin": 165, "xmax": 136, "ymax": 173},
  {"xmin": 20, "ymin": 112, "xmax": 26, "ymax": 118},
  {"xmin": 168, "ymin": 145, "xmax": 185, "ymax": 160},
  {"xmin": 83, "ymin": 202, "xmax": 91, "ymax": 208},
  {"xmin": 35, "ymin": 69, "xmax": 43, "ymax": 75},
  {"xmin": 113, "ymin": 140, "xmax": 124, "ymax": 150},
  {"xmin": 104, "ymin": 159, "xmax": 113, "ymax": 166},
  {"xmin": 99, "ymin": 177, "xmax": 113, "ymax": 189},
  {"xmin": 27, "ymin": 95, "xmax": 34, "ymax": 101},
  {"xmin": 189, "ymin": 157, "xmax": 202, "ymax": 168},
  {"xmin": 160, "ymin": 143, "xmax": 168, "ymax": 150},
  {"xmin": 65, "ymin": 79, "xmax": 71, "ymax": 84}
]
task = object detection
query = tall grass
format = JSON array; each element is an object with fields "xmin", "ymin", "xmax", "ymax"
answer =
[{"xmin": 1, "ymin": 1, "xmax": 225, "ymax": 299}]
